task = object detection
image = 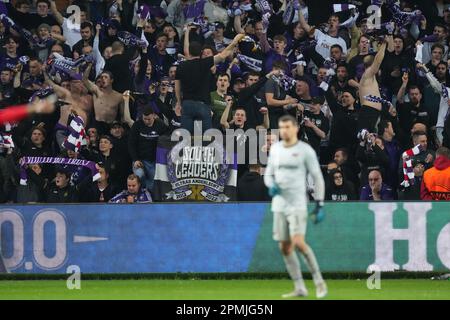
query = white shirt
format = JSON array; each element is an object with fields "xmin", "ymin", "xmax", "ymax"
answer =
[
  {"xmin": 314, "ymin": 29, "xmax": 347, "ymax": 60},
  {"xmin": 264, "ymin": 140, "xmax": 325, "ymax": 211},
  {"xmin": 62, "ymin": 18, "xmax": 82, "ymax": 49}
]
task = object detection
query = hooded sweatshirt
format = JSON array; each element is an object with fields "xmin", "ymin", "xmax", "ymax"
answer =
[
  {"xmin": 421, "ymin": 155, "xmax": 450, "ymax": 200},
  {"xmin": 325, "ymin": 171, "xmax": 357, "ymax": 201}
]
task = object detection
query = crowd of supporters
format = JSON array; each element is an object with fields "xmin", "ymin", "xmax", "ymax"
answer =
[{"xmin": 1, "ymin": 0, "xmax": 450, "ymax": 203}]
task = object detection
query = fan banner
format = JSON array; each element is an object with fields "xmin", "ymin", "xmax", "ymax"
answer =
[{"xmin": 153, "ymin": 136, "xmax": 237, "ymax": 202}]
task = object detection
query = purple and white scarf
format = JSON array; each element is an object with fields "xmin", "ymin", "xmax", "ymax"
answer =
[
  {"xmin": 333, "ymin": 4, "xmax": 356, "ymax": 12},
  {"xmin": 29, "ymin": 87, "xmax": 54, "ymax": 102},
  {"xmin": 47, "ymin": 53, "xmax": 94, "ymax": 81},
  {"xmin": 237, "ymin": 54, "xmax": 262, "ymax": 72},
  {"xmin": 364, "ymin": 94, "xmax": 392, "ymax": 106},
  {"xmin": 386, "ymin": 0, "xmax": 423, "ymax": 30},
  {"xmin": 62, "ymin": 113, "xmax": 87, "ymax": 153},
  {"xmin": 137, "ymin": 4, "xmax": 151, "ymax": 21},
  {"xmin": 118, "ymin": 31, "xmax": 148, "ymax": 49},
  {"xmin": 19, "ymin": 157, "xmax": 100, "ymax": 186}
]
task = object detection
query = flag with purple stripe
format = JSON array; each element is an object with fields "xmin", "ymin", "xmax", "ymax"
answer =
[{"xmin": 153, "ymin": 135, "xmax": 237, "ymax": 202}]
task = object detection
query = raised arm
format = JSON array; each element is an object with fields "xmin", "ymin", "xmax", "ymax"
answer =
[
  {"xmin": 419, "ymin": 64, "xmax": 444, "ymax": 94},
  {"xmin": 121, "ymin": 91, "xmax": 134, "ymax": 128},
  {"xmin": 49, "ymin": 0, "xmax": 64, "ymax": 26},
  {"xmin": 298, "ymin": 5, "xmax": 312, "ymax": 34},
  {"xmin": 256, "ymin": 107, "xmax": 270, "ymax": 130},
  {"xmin": 82, "ymin": 63, "xmax": 100, "ymax": 97},
  {"xmin": 220, "ymin": 97, "xmax": 233, "ymax": 129},
  {"xmin": 396, "ymin": 72, "xmax": 409, "ymax": 103},
  {"xmin": 13, "ymin": 64, "xmax": 23, "ymax": 89},
  {"xmin": 365, "ymin": 41, "xmax": 387, "ymax": 78},
  {"xmin": 43, "ymin": 69, "xmax": 70, "ymax": 99},
  {"xmin": 234, "ymin": 15, "xmax": 245, "ymax": 35},
  {"xmin": 183, "ymin": 25, "xmax": 195, "ymax": 58},
  {"xmin": 258, "ymin": 31, "xmax": 272, "ymax": 54},
  {"xmin": 213, "ymin": 33, "xmax": 246, "ymax": 64},
  {"xmin": 93, "ymin": 24, "xmax": 106, "ymax": 77}
]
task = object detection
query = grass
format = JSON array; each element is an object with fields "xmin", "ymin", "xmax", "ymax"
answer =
[{"xmin": 0, "ymin": 279, "xmax": 449, "ymax": 300}]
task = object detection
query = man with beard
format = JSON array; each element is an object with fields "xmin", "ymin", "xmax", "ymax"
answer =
[
  {"xmin": 329, "ymin": 64, "xmax": 353, "ymax": 102},
  {"xmin": 419, "ymin": 63, "xmax": 450, "ymax": 146},
  {"xmin": 397, "ymin": 73, "xmax": 430, "ymax": 133},
  {"xmin": 82, "ymin": 63, "xmax": 124, "ymax": 135}
]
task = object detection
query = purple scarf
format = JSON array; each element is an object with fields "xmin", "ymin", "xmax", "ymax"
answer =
[
  {"xmin": 62, "ymin": 113, "xmax": 87, "ymax": 153},
  {"xmin": 184, "ymin": 0, "xmax": 206, "ymax": 20},
  {"xmin": 47, "ymin": 53, "xmax": 94, "ymax": 81},
  {"xmin": 117, "ymin": 31, "xmax": 148, "ymax": 49},
  {"xmin": 19, "ymin": 157, "xmax": 100, "ymax": 186}
]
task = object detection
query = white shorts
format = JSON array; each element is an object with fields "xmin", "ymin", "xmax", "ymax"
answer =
[{"xmin": 273, "ymin": 209, "xmax": 308, "ymax": 242}]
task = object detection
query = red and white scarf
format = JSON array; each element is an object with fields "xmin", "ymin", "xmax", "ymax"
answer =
[{"xmin": 401, "ymin": 144, "xmax": 424, "ymax": 188}]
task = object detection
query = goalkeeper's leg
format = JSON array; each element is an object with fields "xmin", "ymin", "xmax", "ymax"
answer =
[
  {"xmin": 279, "ymin": 241, "xmax": 308, "ymax": 297},
  {"xmin": 293, "ymin": 235, "xmax": 327, "ymax": 298}
]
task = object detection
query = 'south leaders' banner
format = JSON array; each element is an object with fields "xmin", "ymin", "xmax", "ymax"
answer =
[{"xmin": 153, "ymin": 136, "xmax": 237, "ymax": 202}]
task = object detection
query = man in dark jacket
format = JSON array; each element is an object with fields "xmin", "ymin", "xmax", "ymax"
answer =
[
  {"xmin": 79, "ymin": 163, "xmax": 119, "ymax": 202},
  {"xmin": 237, "ymin": 163, "xmax": 270, "ymax": 201},
  {"xmin": 46, "ymin": 168, "xmax": 79, "ymax": 203},
  {"xmin": 128, "ymin": 107, "xmax": 168, "ymax": 191}
]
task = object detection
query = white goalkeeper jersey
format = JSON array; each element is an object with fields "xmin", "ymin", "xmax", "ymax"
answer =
[{"xmin": 264, "ymin": 140, "xmax": 325, "ymax": 212}]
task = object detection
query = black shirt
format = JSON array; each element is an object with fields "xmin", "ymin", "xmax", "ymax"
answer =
[
  {"xmin": 128, "ymin": 118, "xmax": 168, "ymax": 162},
  {"xmin": 175, "ymin": 56, "xmax": 214, "ymax": 104},
  {"xmin": 104, "ymin": 49, "xmax": 136, "ymax": 93},
  {"xmin": 397, "ymin": 101, "xmax": 430, "ymax": 133},
  {"xmin": 302, "ymin": 111, "xmax": 329, "ymax": 154}
]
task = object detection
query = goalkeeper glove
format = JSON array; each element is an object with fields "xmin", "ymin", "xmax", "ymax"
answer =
[
  {"xmin": 310, "ymin": 201, "xmax": 325, "ymax": 224},
  {"xmin": 268, "ymin": 184, "xmax": 281, "ymax": 197}
]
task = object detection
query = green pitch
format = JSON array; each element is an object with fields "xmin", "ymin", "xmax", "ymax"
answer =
[{"xmin": 0, "ymin": 279, "xmax": 449, "ymax": 300}]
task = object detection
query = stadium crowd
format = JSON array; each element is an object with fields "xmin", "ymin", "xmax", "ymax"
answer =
[{"xmin": 1, "ymin": 0, "xmax": 450, "ymax": 203}]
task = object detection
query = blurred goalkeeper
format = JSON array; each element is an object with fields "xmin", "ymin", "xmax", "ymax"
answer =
[{"xmin": 264, "ymin": 115, "xmax": 327, "ymax": 299}]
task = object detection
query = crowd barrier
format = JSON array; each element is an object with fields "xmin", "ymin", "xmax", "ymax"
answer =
[{"xmin": 0, "ymin": 202, "xmax": 449, "ymax": 273}]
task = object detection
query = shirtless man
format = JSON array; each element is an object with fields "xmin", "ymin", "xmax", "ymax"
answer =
[
  {"xmin": 82, "ymin": 63, "xmax": 124, "ymax": 134},
  {"xmin": 44, "ymin": 68, "xmax": 93, "ymax": 150},
  {"xmin": 358, "ymin": 37, "xmax": 388, "ymax": 132}
]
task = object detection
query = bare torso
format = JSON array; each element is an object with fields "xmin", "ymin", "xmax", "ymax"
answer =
[
  {"xmin": 359, "ymin": 71, "xmax": 382, "ymax": 111},
  {"xmin": 93, "ymin": 89, "xmax": 123, "ymax": 123},
  {"xmin": 58, "ymin": 94, "xmax": 93, "ymax": 127}
]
